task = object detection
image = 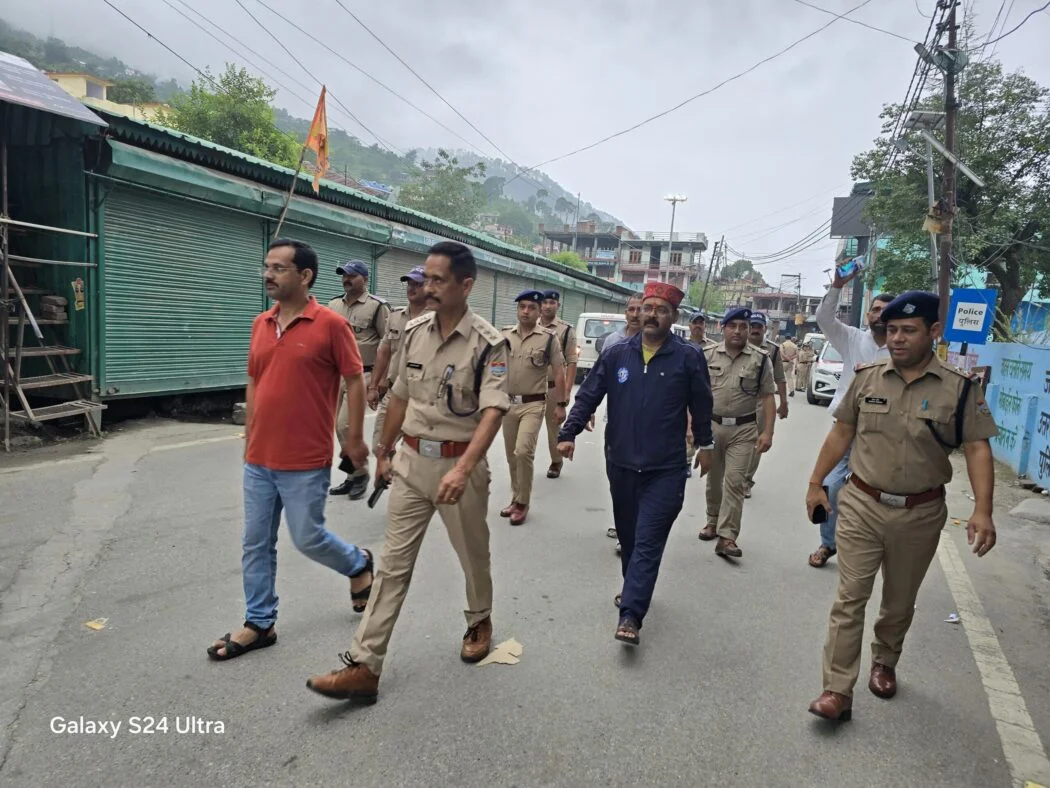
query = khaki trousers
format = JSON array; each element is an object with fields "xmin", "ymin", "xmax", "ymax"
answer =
[
  {"xmin": 502, "ymin": 400, "xmax": 545, "ymax": 505},
  {"xmin": 372, "ymin": 385, "xmax": 393, "ymax": 449},
  {"xmin": 822, "ymin": 482, "xmax": 946, "ymax": 696},
  {"xmin": 350, "ymin": 445, "xmax": 493, "ymax": 675},
  {"xmin": 795, "ymin": 363, "xmax": 812, "ymax": 391},
  {"xmin": 784, "ymin": 359, "xmax": 797, "ymax": 391},
  {"xmin": 745, "ymin": 409, "xmax": 766, "ymax": 485},
  {"xmin": 337, "ymin": 372, "xmax": 371, "ymax": 478},
  {"xmin": 705, "ymin": 421, "xmax": 757, "ymax": 540},
  {"xmin": 544, "ymin": 386, "xmax": 561, "ymax": 467}
]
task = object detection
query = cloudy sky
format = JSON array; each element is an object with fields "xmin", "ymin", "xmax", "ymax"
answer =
[{"xmin": 16, "ymin": 0, "xmax": 1050, "ymax": 293}]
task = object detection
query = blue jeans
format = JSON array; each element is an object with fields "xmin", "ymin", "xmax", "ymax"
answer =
[
  {"xmin": 242, "ymin": 463, "xmax": 368, "ymax": 629},
  {"xmin": 608, "ymin": 462, "xmax": 687, "ymax": 626},
  {"xmin": 821, "ymin": 449, "xmax": 851, "ymax": 550}
]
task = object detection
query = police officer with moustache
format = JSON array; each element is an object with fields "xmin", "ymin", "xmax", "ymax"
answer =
[
  {"xmin": 499, "ymin": 290, "xmax": 566, "ymax": 526},
  {"xmin": 328, "ymin": 260, "xmax": 390, "ymax": 499},
  {"xmin": 307, "ymin": 241, "xmax": 510, "ymax": 703},
  {"xmin": 744, "ymin": 312, "xmax": 788, "ymax": 497},
  {"xmin": 367, "ymin": 266, "xmax": 430, "ymax": 449},
  {"xmin": 538, "ymin": 290, "xmax": 578, "ymax": 480},
  {"xmin": 806, "ymin": 292, "xmax": 997, "ymax": 722},
  {"xmin": 688, "ymin": 312, "xmax": 716, "ymax": 351},
  {"xmin": 700, "ymin": 307, "xmax": 776, "ymax": 558}
]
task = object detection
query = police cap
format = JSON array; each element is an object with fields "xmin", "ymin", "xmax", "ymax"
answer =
[
  {"xmin": 690, "ymin": 312, "xmax": 707, "ymax": 324},
  {"xmin": 541, "ymin": 290, "xmax": 561, "ymax": 301},
  {"xmin": 336, "ymin": 260, "xmax": 369, "ymax": 277},
  {"xmin": 749, "ymin": 311, "xmax": 768, "ymax": 326},
  {"xmin": 722, "ymin": 306, "xmax": 751, "ymax": 325},
  {"xmin": 515, "ymin": 289, "xmax": 544, "ymax": 304}
]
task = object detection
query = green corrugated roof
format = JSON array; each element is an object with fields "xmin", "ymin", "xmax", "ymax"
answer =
[{"xmin": 94, "ymin": 108, "xmax": 631, "ymax": 297}]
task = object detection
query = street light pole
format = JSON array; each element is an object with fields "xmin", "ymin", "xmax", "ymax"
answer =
[{"xmin": 664, "ymin": 194, "xmax": 687, "ymax": 285}]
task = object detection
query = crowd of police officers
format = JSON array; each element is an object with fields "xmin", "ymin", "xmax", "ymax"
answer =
[{"xmin": 300, "ymin": 240, "xmax": 997, "ymax": 724}]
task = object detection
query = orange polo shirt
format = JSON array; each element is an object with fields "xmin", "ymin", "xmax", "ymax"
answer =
[{"xmin": 245, "ymin": 297, "xmax": 364, "ymax": 470}]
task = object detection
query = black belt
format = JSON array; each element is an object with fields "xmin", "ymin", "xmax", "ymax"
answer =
[
  {"xmin": 363, "ymin": 365, "xmax": 373, "ymax": 372},
  {"xmin": 510, "ymin": 393, "xmax": 547, "ymax": 404},
  {"xmin": 547, "ymin": 381, "xmax": 556, "ymax": 388},
  {"xmin": 712, "ymin": 413, "xmax": 757, "ymax": 426}
]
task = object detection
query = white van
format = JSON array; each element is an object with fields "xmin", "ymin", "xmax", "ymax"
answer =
[{"xmin": 575, "ymin": 312, "xmax": 627, "ymax": 377}]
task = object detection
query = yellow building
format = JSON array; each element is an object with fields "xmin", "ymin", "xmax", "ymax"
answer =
[{"xmin": 46, "ymin": 72, "xmax": 168, "ymax": 122}]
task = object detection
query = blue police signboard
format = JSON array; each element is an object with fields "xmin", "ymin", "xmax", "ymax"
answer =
[{"xmin": 943, "ymin": 288, "xmax": 997, "ymax": 345}]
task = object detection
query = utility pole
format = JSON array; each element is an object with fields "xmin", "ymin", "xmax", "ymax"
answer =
[
  {"xmin": 847, "ymin": 235, "xmax": 870, "ymax": 327},
  {"xmin": 571, "ymin": 192, "xmax": 581, "ymax": 252},
  {"xmin": 937, "ymin": 0, "xmax": 959, "ymax": 329},
  {"xmin": 699, "ymin": 235, "xmax": 723, "ymax": 311}
]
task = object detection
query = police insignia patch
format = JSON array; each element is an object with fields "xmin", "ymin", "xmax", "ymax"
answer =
[
  {"xmin": 903, "ymin": 303, "xmax": 916, "ymax": 314},
  {"xmin": 977, "ymin": 400, "xmax": 991, "ymax": 415},
  {"xmin": 617, "ymin": 367, "xmax": 629, "ymax": 383},
  {"xmin": 489, "ymin": 360, "xmax": 507, "ymax": 377}
]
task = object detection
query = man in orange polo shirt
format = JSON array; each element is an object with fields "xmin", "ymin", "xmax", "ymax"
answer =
[{"xmin": 207, "ymin": 239, "xmax": 375, "ymax": 661}]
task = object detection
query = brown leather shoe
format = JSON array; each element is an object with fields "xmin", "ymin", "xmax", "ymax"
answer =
[
  {"xmin": 808, "ymin": 691, "xmax": 852, "ymax": 721},
  {"xmin": 500, "ymin": 502, "xmax": 519, "ymax": 518},
  {"xmin": 698, "ymin": 524, "xmax": 718, "ymax": 541},
  {"xmin": 306, "ymin": 652, "xmax": 379, "ymax": 703},
  {"xmin": 715, "ymin": 537, "xmax": 743, "ymax": 558},
  {"xmin": 869, "ymin": 662, "xmax": 897, "ymax": 699},
  {"xmin": 546, "ymin": 463, "xmax": 562, "ymax": 479},
  {"xmin": 509, "ymin": 505, "xmax": 529, "ymax": 526},
  {"xmin": 461, "ymin": 617, "xmax": 492, "ymax": 663}
]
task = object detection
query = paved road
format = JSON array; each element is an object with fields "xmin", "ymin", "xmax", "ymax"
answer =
[{"xmin": 1, "ymin": 398, "xmax": 1048, "ymax": 787}]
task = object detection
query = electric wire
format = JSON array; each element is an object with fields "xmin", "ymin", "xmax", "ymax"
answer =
[
  {"xmin": 790, "ymin": 0, "xmax": 917, "ymax": 42},
  {"xmin": 969, "ymin": 0, "xmax": 1050, "ymax": 51}
]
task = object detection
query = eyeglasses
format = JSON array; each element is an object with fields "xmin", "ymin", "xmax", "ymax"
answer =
[
  {"xmin": 640, "ymin": 304, "xmax": 672, "ymax": 317},
  {"xmin": 262, "ymin": 265, "xmax": 294, "ymax": 276}
]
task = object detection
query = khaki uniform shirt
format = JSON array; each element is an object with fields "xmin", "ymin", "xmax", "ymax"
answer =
[
  {"xmin": 541, "ymin": 318, "xmax": 579, "ymax": 383},
  {"xmin": 798, "ymin": 346, "xmax": 816, "ymax": 364},
  {"xmin": 392, "ymin": 309, "xmax": 511, "ymax": 443},
  {"xmin": 705, "ymin": 342, "xmax": 775, "ymax": 418},
  {"xmin": 380, "ymin": 307, "xmax": 427, "ymax": 386},
  {"xmin": 834, "ymin": 355, "xmax": 998, "ymax": 494},
  {"xmin": 501, "ymin": 323, "xmax": 566, "ymax": 396},
  {"xmin": 327, "ymin": 291, "xmax": 390, "ymax": 368},
  {"xmin": 757, "ymin": 338, "xmax": 786, "ymax": 385},
  {"xmin": 781, "ymin": 339, "xmax": 798, "ymax": 362}
]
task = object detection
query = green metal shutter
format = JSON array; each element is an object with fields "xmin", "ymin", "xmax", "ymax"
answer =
[
  {"xmin": 563, "ymin": 291, "xmax": 586, "ymax": 326},
  {"xmin": 280, "ymin": 222, "xmax": 375, "ymax": 304},
  {"xmin": 472, "ymin": 267, "xmax": 497, "ymax": 323},
  {"xmin": 493, "ymin": 272, "xmax": 533, "ymax": 327},
  {"xmin": 101, "ymin": 186, "xmax": 265, "ymax": 397},
  {"xmin": 374, "ymin": 247, "xmax": 425, "ymax": 305}
]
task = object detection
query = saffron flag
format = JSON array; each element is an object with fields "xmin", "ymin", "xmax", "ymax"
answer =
[{"xmin": 306, "ymin": 85, "xmax": 329, "ymax": 193}]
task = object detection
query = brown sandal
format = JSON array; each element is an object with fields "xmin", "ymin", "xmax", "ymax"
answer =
[
  {"xmin": 615, "ymin": 616, "xmax": 640, "ymax": 645},
  {"xmin": 808, "ymin": 545, "xmax": 836, "ymax": 568}
]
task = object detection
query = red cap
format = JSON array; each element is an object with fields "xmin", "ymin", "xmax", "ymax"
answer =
[{"xmin": 642, "ymin": 281, "xmax": 684, "ymax": 309}]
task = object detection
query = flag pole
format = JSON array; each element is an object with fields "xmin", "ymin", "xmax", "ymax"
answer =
[{"xmin": 272, "ymin": 145, "xmax": 308, "ymax": 241}]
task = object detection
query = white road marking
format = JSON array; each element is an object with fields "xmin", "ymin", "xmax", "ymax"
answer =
[
  {"xmin": 937, "ymin": 536, "xmax": 1050, "ymax": 787},
  {"xmin": 0, "ymin": 453, "xmax": 102, "ymax": 475},
  {"xmin": 149, "ymin": 435, "xmax": 242, "ymax": 453}
]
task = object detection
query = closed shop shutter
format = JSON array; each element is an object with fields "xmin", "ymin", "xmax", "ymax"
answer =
[
  {"xmin": 585, "ymin": 295, "xmax": 605, "ymax": 313},
  {"xmin": 102, "ymin": 186, "xmax": 265, "ymax": 396},
  {"xmin": 563, "ymin": 291, "xmax": 586, "ymax": 325},
  {"xmin": 279, "ymin": 222, "xmax": 375, "ymax": 304},
  {"xmin": 472, "ymin": 267, "xmax": 497, "ymax": 323},
  {"xmin": 493, "ymin": 271, "xmax": 533, "ymax": 327},
  {"xmin": 374, "ymin": 247, "xmax": 425, "ymax": 307}
]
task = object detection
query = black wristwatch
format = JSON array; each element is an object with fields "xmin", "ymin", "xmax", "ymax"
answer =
[{"xmin": 558, "ymin": 401, "xmax": 569, "ymax": 407}]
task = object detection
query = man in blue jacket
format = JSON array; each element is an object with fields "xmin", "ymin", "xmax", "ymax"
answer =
[{"xmin": 558, "ymin": 281, "xmax": 714, "ymax": 646}]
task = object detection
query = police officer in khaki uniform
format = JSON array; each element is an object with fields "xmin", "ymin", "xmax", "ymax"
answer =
[
  {"xmin": 538, "ymin": 290, "xmax": 578, "ymax": 479},
  {"xmin": 685, "ymin": 312, "xmax": 715, "ymax": 469},
  {"xmin": 796, "ymin": 341, "xmax": 816, "ymax": 391},
  {"xmin": 499, "ymin": 290, "xmax": 566, "ymax": 526},
  {"xmin": 780, "ymin": 336, "xmax": 799, "ymax": 394},
  {"xmin": 699, "ymin": 307, "xmax": 776, "ymax": 558},
  {"xmin": 367, "ymin": 266, "xmax": 429, "ymax": 448},
  {"xmin": 328, "ymin": 260, "xmax": 390, "ymax": 499},
  {"xmin": 806, "ymin": 291, "xmax": 998, "ymax": 722},
  {"xmin": 744, "ymin": 312, "xmax": 788, "ymax": 497},
  {"xmin": 307, "ymin": 241, "xmax": 510, "ymax": 704}
]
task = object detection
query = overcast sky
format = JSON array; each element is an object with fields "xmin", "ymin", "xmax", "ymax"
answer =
[{"xmin": 16, "ymin": 0, "xmax": 1050, "ymax": 293}]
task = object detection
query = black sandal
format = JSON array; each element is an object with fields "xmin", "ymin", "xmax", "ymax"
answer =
[
  {"xmin": 350, "ymin": 549, "xmax": 374, "ymax": 613},
  {"xmin": 614, "ymin": 616, "xmax": 640, "ymax": 646},
  {"xmin": 614, "ymin": 593, "xmax": 622, "ymax": 608},
  {"xmin": 206, "ymin": 621, "xmax": 277, "ymax": 661}
]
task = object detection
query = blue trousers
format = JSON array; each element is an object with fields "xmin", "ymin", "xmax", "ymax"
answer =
[
  {"xmin": 820, "ymin": 449, "xmax": 852, "ymax": 550},
  {"xmin": 607, "ymin": 463, "xmax": 687, "ymax": 626},
  {"xmin": 242, "ymin": 463, "xmax": 369, "ymax": 629}
]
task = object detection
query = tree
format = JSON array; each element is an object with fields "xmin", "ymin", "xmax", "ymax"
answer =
[
  {"xmin": 719, "ymin": 258, "xmax": 766, "ymax": 286},
  {"xmin": 156, "ymin": 64, "xmax": 298, "ymax": 167},
  {"xmin": 851, "ymin": 56, "xmax": 1050, "ymax": 339},
  {"xmin": 482, "ymin": 175, "xmax": 505, "ymax": 200},
  {"xmin": 554, "ymin": 196, "xmax": 573, "ymax": 223},
  {"xmin": 398, "ymin": 149, "xmax": 487, "ymax": 226},
  {"xmin": 688, "ymin": 281, "xmax": 730, "ymax": 313},
  {"xmin": 550, "ymin": 251, "xmax": 588, "ymax": 272},
  {"xmin": 584, "ymin": 212, "xmax": 600, "ymax": 222},
  {"xmin": 109, "ymin": 77, "xmax": 156, "ymax": 104}
]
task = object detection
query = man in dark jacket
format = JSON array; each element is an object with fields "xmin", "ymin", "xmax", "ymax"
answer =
[{"xmin": 558, "ymin": 281, "xmax": 714, "ymax": 646}]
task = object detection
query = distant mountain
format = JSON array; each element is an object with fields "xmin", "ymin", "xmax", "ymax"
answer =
[{"xmin": 0, "ymin": 17, "xmax": 624, "ymax": 233}]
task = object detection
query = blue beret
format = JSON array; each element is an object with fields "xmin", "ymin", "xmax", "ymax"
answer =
[
  {"xmin": 400, "ymin": 266, "xmax": 425, "ymax": 283},
  {"xmin": 722, "ymin": 307, "xmax": 751, "ymax": 325},
  {"xmin": 336, "ymin": 260, "xmax": 370, "ymax": 277},
  {"xmin": 541, "ymin": 290, "xmax": 561, "ymax": 301},
  {"xmin": 515, "ymin": 289, "xmax": 544, "ymax": 304},
  {"xmin": 749, "ymin": 311, "xmax": 768, "ymax": 326},
  {"xmin": 881, "ymin": 290, "xmax": 940, "ymax": 323}
]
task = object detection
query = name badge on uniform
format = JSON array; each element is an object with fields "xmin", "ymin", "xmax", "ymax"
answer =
[
  {"xmin": 864, "ymin": 396, "xmax": 888, "ymax": 405},
  {"xmin": 407, "ymin": 362, "xmax": 423, "ymax": 370}
]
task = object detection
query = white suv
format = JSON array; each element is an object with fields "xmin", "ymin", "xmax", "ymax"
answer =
[{"xmin": 807, "ymin": 342, "xmax": 843, "ymax": 405}]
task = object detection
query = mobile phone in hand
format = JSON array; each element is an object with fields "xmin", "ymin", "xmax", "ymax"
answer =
[{"xmin": 811, "ymin": 485, "xmax": 830, "ymax": 524}]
